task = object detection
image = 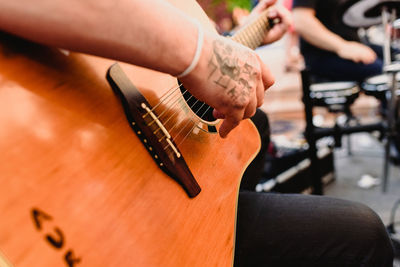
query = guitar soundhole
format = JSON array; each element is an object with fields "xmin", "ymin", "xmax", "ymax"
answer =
[{"xmin": 180, "ymin": 83, "xmax": 216, "ymax": 123}]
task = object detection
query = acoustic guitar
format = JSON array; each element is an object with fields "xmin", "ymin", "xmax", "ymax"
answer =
[{"xmin": 0, "ymin": 1, "xmax": 273, "ymax": 266}]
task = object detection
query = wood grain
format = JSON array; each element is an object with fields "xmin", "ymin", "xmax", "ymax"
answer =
[{"xmin": 0, "ymin": 1, "xmax": 260, "ymax": 265}]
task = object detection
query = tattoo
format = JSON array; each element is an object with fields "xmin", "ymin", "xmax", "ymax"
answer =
[
  {"xmin": 227, "ymin": 86, "xmax": 237, "ymax": 100},
  {"xmin": 209, "ymin": 39, "xmax": 257, "ymax": 103},
  {"xmin": 212, "ymin": 39, "xmax": 240, "ymax": 80},
  {"xmin": 242, "ymin": 63, "xmax": 252, "ymax": 75},
  {"xmin": 242, "ymin": 63, "xmax": 257, "ymax": 82},
  {"xmin": 207, "ymin": 59, "xmax": 218, "ymax": 80},
  {"xmin": 238, "ymin": 78, "xmax": 251, "ymax": 93},
  {"xmin": 214, "ymin": 75, "xmax": 230, "ymax": 89}
]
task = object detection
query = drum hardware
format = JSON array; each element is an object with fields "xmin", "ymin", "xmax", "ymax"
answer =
[
  {"xmin": 392, "ymin": 18, "xmax": 400, "ymax": 49},
  {"xmin": 309, "ymin": 82, "xmax": 360, "ymax": 113},
  {"xmin": 355, "ymin": 4, "xmax": 400, "ymax": 193},
  {"xmin": 301, "ymin": 70, "xmax": 385, "ymax": 194},
  {"xmin": 379, "ymin": 2, "xmax": 400, "ymax": 191},
  {"xmin": 309, "ymin": 80, "xmax": 361, "ymax": 157},
  {"xmin": 342, "ymin": 0, "xmax": 400, "ymax": 28},
  {"xmin": 361, "ymin": 74, "xmax": 400, "ymax": 116},
  {"xmin": 381, "ymin": 63, "xmax": 400, "ymax": 192},
  {"xmin": 300, "ymin": 1, "xmax": 400, "ymax": 194}
]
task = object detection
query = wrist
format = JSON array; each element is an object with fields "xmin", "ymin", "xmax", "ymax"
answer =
[
  {"xmin": 334, "ymin": 39, "xmax": 348, "ymax": 54},
  {"xmin": 180, "ymin": 31, "xmax": 217, "ymax": 82},
  {"xmin": 176, "ymin": 20, "xmax": 204, "ymax": 78}
]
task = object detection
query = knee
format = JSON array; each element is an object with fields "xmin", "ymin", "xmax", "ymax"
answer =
[
  {"xmin": 362, "ymin": 59, "xmax": 383, "ymax": 79},
  {"xmin": 351, "ymin": 203, "xmax": 394, "ymax": 266}
]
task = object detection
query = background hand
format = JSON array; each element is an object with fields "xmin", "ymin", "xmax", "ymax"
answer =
[
  {"xmin": 337, "ymin": 41, "xmax": 377, "ymax": 64},
  {"xmin": 244, "ymin": 0, "xmax": 292, "ymax": 45},
  {"xmin": 262, "ymin": 5, "xmax": 292, "ymax": 45}
]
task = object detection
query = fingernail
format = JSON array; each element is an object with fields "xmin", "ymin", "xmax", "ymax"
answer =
[{"xmin": 268, "ymin": 10, "xmax": 277, "ymax": 17}]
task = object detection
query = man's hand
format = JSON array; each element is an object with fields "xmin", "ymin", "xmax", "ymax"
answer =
[
  {"xmin": 244, "ymin": 0, "xmax": 292, "ymax": 45},
  {"xmin": 262, "ymin": 5, "xmax": 292, "ymax": 44},
  {"xmin": 337, "ymin": 41, "xmax": 377, "ymax": 64},
  {"xmin": 180, "ymin": 33, "xmax": 274, "ymax": 138}
]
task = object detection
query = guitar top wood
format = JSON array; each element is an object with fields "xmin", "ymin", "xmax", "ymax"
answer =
[{"xmin": 0, "ymin": 0, "xmax": 260, "ymax": 266}]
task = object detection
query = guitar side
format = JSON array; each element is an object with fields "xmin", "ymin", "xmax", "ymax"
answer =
[{"xmin": 0, "ymin": 1, "xmax": 261, "ymax": 265}]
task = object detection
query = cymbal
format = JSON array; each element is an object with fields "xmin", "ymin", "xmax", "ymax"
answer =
[{"xmin": 343, "ymin": 0, "xmax": 400, "ymax": 28}]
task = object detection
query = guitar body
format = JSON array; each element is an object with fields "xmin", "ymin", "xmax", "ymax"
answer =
[{"xmin": 0, "ymin": 1, "xmax": 260, "ymax": 266}]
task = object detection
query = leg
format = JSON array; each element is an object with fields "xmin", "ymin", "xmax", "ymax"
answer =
[
  {"xmin": 305, "ymin": 51, "xmax": 383, "ymax": 82},
  {"xmin": 234, "ymin": 192, "xmax": 394, "ymax": 267},
  {"xmin": 240, "ymin": 109, "xmax": 271, "ymax": 191}
]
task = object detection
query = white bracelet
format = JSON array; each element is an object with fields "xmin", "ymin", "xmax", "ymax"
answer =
[{"xmin": 177, "ymin": 20, "xmax": 204, "ymax": 78}]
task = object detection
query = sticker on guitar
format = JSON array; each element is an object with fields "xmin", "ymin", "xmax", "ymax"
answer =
[{"xmin": 31, "ymin": 208, "xmax": 81, "ymax": 267}]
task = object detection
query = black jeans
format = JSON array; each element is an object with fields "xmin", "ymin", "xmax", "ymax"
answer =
[
  {"xmin": 240, "ymin": 109, "xmax": 271, "ymax": 191},
  {"xmin": 235, "ymin": 111, "xmax": 394, "ymax": 266},
  {"xmin": 234, "ymin": 192, "xmax": 394, "ymax": 267},
  {"xmin": 304, "ymin": 44, "xmax": 384, "ymax": 83}
]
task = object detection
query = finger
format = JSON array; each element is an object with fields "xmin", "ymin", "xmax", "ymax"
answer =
[
  {"xmin": 256, "ymin": 78, "xmax": 265, "ymax": 107},
  {"xmin": 363, "ymin": 57, "xmax": 375, "ymax": 64},
  {"xmin": 360, "ymin": 52, "xmax": 375, "ymax": 64},
  {"xmin": 262, "ymin": 0, "xmax": 278, "ymax": 7},
  {"xmin": 361, "ymin": 56, "xmax": 372, "ymax": 64},
  {"xmin": 267, "ymin": 6, "xmax": 278, "ymax": 18},
  {"xmin": 276, "ymin": 5, "xmax": 293, "ymax": 28},
  {"xmin": 243, "ymin": 95, "xmax": 257, "ymax": 119},
  {"xmin": 213, "ymin": 109, "xmax": 225, "ymax": 119},
  {"xmin": 259, "ymin": 59, "xmax": 275, "ymax": 90},
  {"xmin": 254, "ymin": 0, "xmax": 277, "ymax": 13},
  {"xmin": 219, "ymin": 110, "xmax": 244, "ymax": 138},
  {"xmin": 264, "ymin": 23, "xmax": 286, "ymax": 43}
]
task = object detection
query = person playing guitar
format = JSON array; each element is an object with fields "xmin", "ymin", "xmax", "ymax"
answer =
[{"xmin": 0, "ymin": 0, "xmax": 393, "ymax": 266}]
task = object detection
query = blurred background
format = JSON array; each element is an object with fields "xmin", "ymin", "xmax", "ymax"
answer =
[{"xmin": 197, "ymin": 0, "xmax": 400, "ymax": 254}]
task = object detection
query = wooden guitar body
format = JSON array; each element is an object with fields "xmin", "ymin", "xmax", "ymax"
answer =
[{"xmin": 0, "ymin": 1, "xmax": 260, "ymax": 266}]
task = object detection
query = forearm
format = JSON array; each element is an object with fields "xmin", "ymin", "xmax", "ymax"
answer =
[
  {"xmin": 0, "ymin": 0, "xmax": 199, "ymax": 76},
  {"xmin": 0, "ymin": 0, "xmax": 276, "ymax": 138},
  {"xmin": 292, "ymin": 8, "xmax": 345, "ymax": 54}
]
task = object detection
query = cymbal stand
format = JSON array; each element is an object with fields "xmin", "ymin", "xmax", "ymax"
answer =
[
  {"xmin": 382, "ymin": 6, "xmax": 399, "ymax": 192},
  {"xmin": 382, "ymin": 63, "xmax": 399, "ymax": 192}
]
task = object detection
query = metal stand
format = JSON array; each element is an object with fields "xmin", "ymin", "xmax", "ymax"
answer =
[
  {"xmin": 381, "ymin": 7, "xmax": 399, "ymax": 193},
  {"xmin": 382, "ymin": 63, "xmax": 400, "ymax": 192},
  {"xmin": 301, "ymin": 70, "xmax": 385, "ymax": 195}
]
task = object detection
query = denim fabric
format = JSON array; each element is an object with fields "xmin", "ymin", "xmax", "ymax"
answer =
[
  {"xmin": 235, "ymin": 192, "xmax": 394, "ymax": 267},
  {"xmin": 240, "ymin": 109, "xmax": 271, "ymax": 191},
  {"xmin": 304, "ymin": 44, "xmax": 385, "ymax": 83}
]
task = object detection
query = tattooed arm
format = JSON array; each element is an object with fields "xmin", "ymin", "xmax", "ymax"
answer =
[{"xmin": 0, "ymin": 0, "xmax": 274, "ymax": 138}]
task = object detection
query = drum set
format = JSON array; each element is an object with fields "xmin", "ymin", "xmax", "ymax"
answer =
[
  {"xmin": 303, "ymin": 0, "xmax": 400, "ymax": 193},
  {"xmin": 359, "ymin": 2, "xmax": 400, "ymax": 191}
]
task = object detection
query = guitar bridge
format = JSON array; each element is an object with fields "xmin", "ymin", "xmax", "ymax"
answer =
[{"xmin": 106, "ymin": 63, "xmax": 201, "ymax": 198}]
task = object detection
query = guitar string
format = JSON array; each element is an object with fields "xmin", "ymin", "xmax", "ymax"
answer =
[
  {"xmin": 142, "ymin": 83, "xmax": 198, "ymax": 131},
  {"xmin": 140, "ymin": 81, "xmax": 214, "ymax": 145},
  {"xmin": 142, "ymin": 33, "xmax": 263, "ymax": 149},
  {"xmin": 142, "ymin": 12, "xmax": 271, "ymax": 121},
  {"xmin": 153, "ymin": 93, "xmax": 195, "ymax": 135},
  {"xmin": 147, "ymin": 88, "xmax": 188, "ymax": 127},
  {"xmin": 163, "ymin": 103, "xmax": 211, "ymax": 151},
  {"xmin": 142, "ymin": 83, "xmax": 183, "ymax": 119},
  {"xmin": 135, "ymin": 80, "xmax": 212, "ymax": 149},
  {"xmin": 158, "ymin": 94, "xmax": 204, "ymax": 142},
  {"xmin": 168, "ymin": 101, "xmax": 207, "ymax": 143},
  {"xmin": 141, "ymin": 84, "xmax": 198, "ymax": 141},
  {"xmin": 175, "ymin": 105, "xmax": 212, "ymax": 149},
  {"xmin": 141, "ymin": 82, "xmax": 198, "ymax": 135},
  {"xmin": 142, "ymin": 12, "xmax": 272, "ymax": 153}
]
